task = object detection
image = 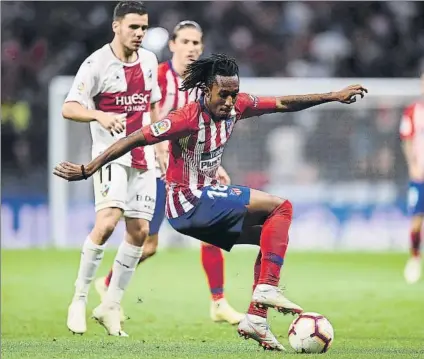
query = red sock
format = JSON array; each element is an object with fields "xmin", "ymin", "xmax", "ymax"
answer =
[
  {"xmin": 104, "ymin": 269, "xmax": 113, "ymax": 287},
  {"xmin": 248, "ymin": 251, "xmax": 268, "ymax": 318},
  {"xmin": 258, "ymin": 200, "xmax": 292, "ymax": 286},
  {"xmin": 201, "ymin": 243, "xmax": 224, "ymax": 301},
  {"xmin": 411, "ymin": 230, "xmax": 421, "ymax": 257}
]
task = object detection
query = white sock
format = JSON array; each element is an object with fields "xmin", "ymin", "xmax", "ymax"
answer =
[
  {"xmin": 104, "ymin": 241, "xmax": 142, "ymax": 306},
  {"xmin": 73, "ymin": 236, "xmax": 106, "ymax": 301}
]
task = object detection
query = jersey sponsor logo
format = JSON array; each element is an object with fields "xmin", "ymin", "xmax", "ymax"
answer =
[
  {"xmin": 151, "ymin": 119, "xmax": 171, "ymax": 137},
  {"xmin": 115, "ymin": 93, "xmax": 151, "ymax": 112},
  {"xmin": 200, "ymin": 147, "xmax": 224, "ymax": 170},
  {"xmin": 200, "ymin": 156, "xmax": 222, "ymax": 170}
]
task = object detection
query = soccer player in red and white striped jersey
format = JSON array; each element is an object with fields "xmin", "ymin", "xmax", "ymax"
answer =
[
  {"xmin": 98, "ymin": 21, "xmax": 244, "ymax": 325},
  {"xmin": 55, "ymin": 54, "xmax": 367, "ymax": 350},
  {"xmin": 400, "ymin": 73, "xmax": 424, "ymax": 284}
]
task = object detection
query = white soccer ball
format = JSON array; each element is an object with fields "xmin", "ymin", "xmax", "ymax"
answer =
[{"xmin": 288, "ymin": 312, "xmax": 334, "ymax": 353}]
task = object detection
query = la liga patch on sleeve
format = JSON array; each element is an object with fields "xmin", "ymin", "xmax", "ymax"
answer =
[{"xmin": 151, "ymin": 119, "xmax": 171, "ymax": 137}]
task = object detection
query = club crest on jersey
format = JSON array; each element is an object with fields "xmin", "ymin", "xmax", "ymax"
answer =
[
  {"xmin": 225, "ymin": 117, "xmax": 235, "ymax": 135},
  {"xmin": 101, "ymin": 184, "xmax": 110, "ymax": 197},
  {"xmin": 151, "ymin": 119, "xmax": 171, "ymax": 137},
  {"xmin": 229, "ymin": 188, "xmax": 242, "ymax": 196}
]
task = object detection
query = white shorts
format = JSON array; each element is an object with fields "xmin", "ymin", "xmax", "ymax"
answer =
[{"xmin": 93, "ymin": 163, "xmax": 156, "ymax": 221}]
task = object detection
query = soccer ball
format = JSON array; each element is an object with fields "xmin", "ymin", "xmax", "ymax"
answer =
[{"xmin": 288, "ymin": 312, "xmax": 334, "ymax": 353}]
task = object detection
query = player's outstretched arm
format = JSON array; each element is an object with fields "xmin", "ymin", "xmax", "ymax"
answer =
[
  {"xmin": 240, "ymin": 85, "xmax": 368, "ymax": 119},
  {"xmin": 53, "ymin": 129, "xmax": 149, "ymax": 181},
  {"xmin": 54, "ymin": 110, "xmax": 193, "ymax": 182},
  {"xmin": 275, "ymin": 84, "xmax": 368, "ymax": 112}
]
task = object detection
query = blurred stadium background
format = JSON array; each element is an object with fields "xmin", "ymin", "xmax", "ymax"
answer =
[{"xmin": 2, "ymin": 1, "xmax": 423, "ymax": 250}]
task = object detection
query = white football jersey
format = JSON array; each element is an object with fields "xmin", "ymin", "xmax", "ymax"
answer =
[{"xmin": 65, "ymin": 44, "xmax": 161, "ymax": 169}]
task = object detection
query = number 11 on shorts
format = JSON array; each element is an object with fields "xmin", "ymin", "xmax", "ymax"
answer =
[{"xmin": 99, "ymin": 164, "xmax": 112, "ymax": 183}]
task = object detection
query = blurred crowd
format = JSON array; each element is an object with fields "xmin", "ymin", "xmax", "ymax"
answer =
[{"xmin": 1, "ymin": 1, "xmax": 423, "ymax": 196}]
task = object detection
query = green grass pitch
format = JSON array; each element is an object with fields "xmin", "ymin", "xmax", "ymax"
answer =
[{"xmin": 2, "ymin": 249, "xmax": 424, "ymax": 359}]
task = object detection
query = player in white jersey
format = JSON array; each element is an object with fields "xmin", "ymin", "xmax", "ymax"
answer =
[
  {"xmin": 400, "ymin": 73, "xmax": 424, "ymax": 284},
  {"xmin": 62, "ymin": 1, "xmax": 165, "ymax": 336},
  {"xmin": 95, "ymin": 21, "xmax": 244, "ymax": 325}
]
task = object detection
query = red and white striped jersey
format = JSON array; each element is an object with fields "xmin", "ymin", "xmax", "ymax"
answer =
[
  {"xmin": 400, "ymin": 101, "xmax": 424, "ymax": 170},
  {"xmin": 65, "ymin": 44, "xmax": 161, "ymax": 169},
  {"xmin": 155, "ymin": 60, "xmax": 201, "ymax": 176},
  {"xmin": 157, "ymin": 60, "xmax": 200, "ymax": 119},
  {"xmin": 142, "ymin": 93, "xmax": 277, "ymax": 218}
]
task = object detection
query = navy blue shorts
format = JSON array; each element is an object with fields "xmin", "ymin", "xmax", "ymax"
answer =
[
  {"xmin": 149, "ymin": 178, "xmax": 167, "ymax": 235},
  {"xmin": 168, "ymin": 184, "xmax": 251, "ymax": 252},
  {"xmin": 408, "ymin": 181, "xmax": 424, "ymax": 216}
]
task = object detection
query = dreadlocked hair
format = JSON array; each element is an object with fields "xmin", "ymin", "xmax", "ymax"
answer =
[{"xmin": 180, "ymin": 54, "xmax": 239, "ymax": 92}]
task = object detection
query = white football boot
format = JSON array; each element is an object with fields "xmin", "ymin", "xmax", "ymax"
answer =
[
  {"xmin": 210, "ymin": 298, "xmax": 244, "ymax": 325},
  {"xmin": 252, "ymin": 284, "xmax": 303, "ymax": 315},
  {"xmin": 92, "ymin": 303, "xmax": 128, "ymax": 337},
  {"xmin": 95, "ymin": 277, "xmax": 128, "ymax": 323},
  {"xmin": 404, "ymin": 256, "xmax": 422, "ymax": 284},
  {"xmin": 67, "ymin": 299, "xmax": 87, "ymax": 335},
  {"xmin": 237, "ymin": 314, "xmax": 285, "ymax": 351}
]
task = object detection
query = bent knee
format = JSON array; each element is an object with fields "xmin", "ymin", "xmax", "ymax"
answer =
[
  {"xmin": 126, "ymin": 220, "xmax": 150, "ymax": 246},
  {"xmin": 133, "ymin": 226, "xmax": 150, "ymax": 242},
  {"xmin": 269, "ymin": 197, "xmax": 292, "ymax": 216}
]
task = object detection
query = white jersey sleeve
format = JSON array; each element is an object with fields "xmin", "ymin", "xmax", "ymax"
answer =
[
  {"xmin": 149, "ymin": 53, "xmax": 161, "ymax": 104},
  {"xmin": 65, "ymin": 55, "xmax": 101, "ymax": 109}
]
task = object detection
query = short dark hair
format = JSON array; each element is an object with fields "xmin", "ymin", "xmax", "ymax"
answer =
[
  {"xmin": 171, "ymin": 20, "xmax": 203, "ymax": 41},
  {"xmin": 113, "ymin": 1, "xmax": 147, "ymax": 21},
  {"xmin": 180, "ymin": 54, "xmax": 239, "ymax": 92}
]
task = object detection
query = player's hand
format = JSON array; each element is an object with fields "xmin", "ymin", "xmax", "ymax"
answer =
[
  {"xmin": 53, "ymin": 161, "xmax": 89, "ymax": 181},
  {"xmin": 95, "ymin": 112, "xmax": 126, "ymax": 136},
  {"xmin": 216, "ymin": 166, "xmax": 231, "ymax": 185},
  {"xmin": 334, "ymin": 85, "xmax": 368, "ymax": 104}
]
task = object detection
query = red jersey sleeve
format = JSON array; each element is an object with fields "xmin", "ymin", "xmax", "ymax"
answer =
[
  {"xmin": 142, "ymin": 106, "xmax": 197, "ymax": 144},
  {"xmin": 399, "ymin": 104, "xmax": 415, "ymax": 140},
  {"xmin": 235, "ymin": 93, "xmax": 277, "ymax": 120}
]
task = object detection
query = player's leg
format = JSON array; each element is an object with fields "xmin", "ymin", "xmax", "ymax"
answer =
[
  {"xmin": 167, "ymin": 184, "xmax": 297, "ymax": 350},
  {"xmin": 237, "ymin": 189, "xmax": 302, "ymax": 314},
  {"xmin": 201, "ymin": 241, "xmax": 244, "ymax": 324},
  {"xmin": 67, "ymin": 163, "xmax": 127, "ymax": 334},
  {"xmin": 92, "ymin": 168, "xmax": 156, "ymax": 336},
  {"xmin": 136, "ymin": 177, "xmax": 166, "ymax": 263},
  {"xmin": 100, "ymin": 177, "xmax": 165, "ymax": 292},
  {"xmin": 404, "ymin": 182, "xmax": 424, "ymax": 284},
  {"xmin": 235, "ymin": 225, "xmax": 285, "ymax": 350}
]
